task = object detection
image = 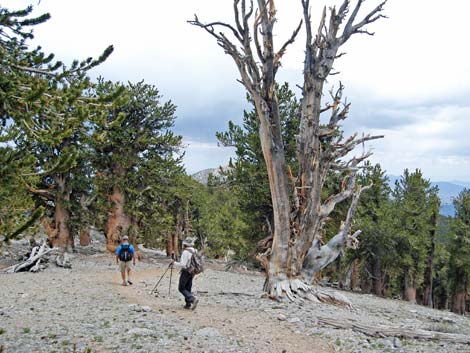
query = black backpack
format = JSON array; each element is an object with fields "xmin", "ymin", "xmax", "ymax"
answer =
[
  {"xmin": 186, "ymin": 249, "xmax": 204, "ymax": 275},
  {"xmin": 119, "ymin": 243, "xmax": 132, "ymax": 262}
]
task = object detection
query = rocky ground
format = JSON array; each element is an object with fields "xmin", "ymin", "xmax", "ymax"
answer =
[{"xmin": 1, "ymin": 239, "xmax": 470, "ymax": 353}]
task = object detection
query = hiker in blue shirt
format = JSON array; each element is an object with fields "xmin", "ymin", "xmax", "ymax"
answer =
[{"xmin": 115, "ymin": 235, "xmax": 136, "ymax": 286}]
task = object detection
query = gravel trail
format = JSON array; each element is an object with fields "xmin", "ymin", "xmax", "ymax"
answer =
[{"xmin": 1, "ymin": 250, "xmax": 470, "ymax": 353}]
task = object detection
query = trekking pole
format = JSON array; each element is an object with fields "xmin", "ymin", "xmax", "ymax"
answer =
[
  {"xmin": 168, "ymin": 264, "xmax": 173, "ymax": 296},
  {"xmin": 151, "ymin": 262, "xmax": 172, "ymax": 294}
]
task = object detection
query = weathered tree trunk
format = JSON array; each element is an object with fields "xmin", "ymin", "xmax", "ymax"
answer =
[
  {"xmin": 381, "ymin": 273, "xmax": 390, "ymax": 297},
  {"xmin": 422, "ymin": 247, "xmax": 434, "ymax": 307},
  {"xmin": 255, "ymin": 99, "xmax": 293, "ymax": 292},
  {"xmin": 422, "ymin": 209, "xmax": 437, "ymax": 307},
  {"xmin": 166, "ymin": 231, "xmax": 180, "ymax": 259},
  {"xmin": 451, "ymin": 274, "xmax": 468, "ymax": 314},
  {"xmin": 45, "ymin": 174, "xmax": 73, "ymax": 252},
  {"xmin": 105, "ymin": 185, "xmax": 131, "ymax": 252},
  {"xmin": 341, "ymin": 258, "xmax": 359, "ymax": 290},
  {"xmin": 79, "ymin": 226, "xmax": 91, "ymax": 246},
  {"xmin": 78, "ymin": 194, "xmax": 95, "ymax": 247},
  {"xmin": 4, "ymin": 241, "xmax": 57, "ymax": 273},
  {"xmin": 403, "ymin": 269, "xmax": 417, "ymax": 303},
  {"xmin": 191, "ymin": 0, "xmax": 386, "ymax": 301},
  {"xmin": 349, "ymin": 258, "xmax": 359, "ymax": 290},
  {"xmin": 371, "ymin": 257, "xmax": 383, "ymax": 296},
  {"xmin": 166, "ymin": 232, "xmax": 173, "ymax": 257},
  {"xmin": 451, "ymin": 291, "xmax": 467, "ymax": 315},
  {"xmin": 433, "ymin": 278, "xmax": 448, "ymax": 310}
]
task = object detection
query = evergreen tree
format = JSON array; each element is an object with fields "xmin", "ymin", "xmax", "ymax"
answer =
[
  {"xmin": 196, "ymin": 180, "xmax": 250, "ymax": 259},
  {"xmin": 447, "ymin": 189, "xmax": 470, "ymax": 314},
  {"xmin": 216, "ymin": 83, "xmax": 300, "ymax": 247},
  {"xmin": 354, "ymin": 163, "xmax": 395, "ymax": 296},
  {"xmin": 420, "ymin": 189, "xmax": 440, "ymax": 306},
  {"xmin": 432, "ymin": 215, "xmax": 453, "ymax": 309},
  {"xmin": 0, "ymin": 5, "xmax": 113, "ymax": 247},
  {"xmin": 90, "ymin": 79, "xmax": 183, "ymax": 251},
  {"xmin": 392, "ymin": 169, "xmax": 436, "ymax": 302}
]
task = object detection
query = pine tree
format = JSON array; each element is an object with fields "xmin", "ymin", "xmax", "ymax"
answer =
[
  {"xmin": 354, "ymin": 163, "xmax": 395, "ymax": 296},
  {"xmin": 90, "ymin": 79, "xmax": 183, "ymax": 252},
  {"xmin": 0, "ymin": 5, "xmax": 113, "ymax": 248},
  {"xmin": 216, "ymin": 83, "xmax": 300, "ymax": 248},
  {"xmin": 447, "ymin": 189, "xmax": 470, "ymax": 314},
  {"xmin": 421, "ymin": 189, "xmax": 440, "ymax": 306},
  {"xmin": 392, "ymin": 169, "xmax": 436, "ymax": 302}
]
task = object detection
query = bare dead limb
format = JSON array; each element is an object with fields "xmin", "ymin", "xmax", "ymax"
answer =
[
  {"xmin": 302, "ymin": 183, "xmax": 371, "ymax": 283},
  {"xmin": 4, "ymin": 241, "xmax": 58, "ymax": 273}
]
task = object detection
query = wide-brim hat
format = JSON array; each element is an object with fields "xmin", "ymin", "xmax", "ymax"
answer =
[{"xmin": 182, "ymin": 237, "xmax": 195, "ymax": 247}]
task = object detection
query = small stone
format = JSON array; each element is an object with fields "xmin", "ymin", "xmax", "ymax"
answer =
[
  {"xmin": 278, "ymin": 314, "xmax": 287, "ymax": 321},
  {"xmin": 393, "ymin": 337, "xmax": 402, "ymax": 348},
  {"xmin": 196, "ymin": 327, "xmax": 221, "ymax": 337},
  {"xmin": 128, "ymin": 304, "xmax": 142, "ymax": 312},
  {"xmin": 127, "ymin": 328, "xmax": 154, "ymax": 336}
]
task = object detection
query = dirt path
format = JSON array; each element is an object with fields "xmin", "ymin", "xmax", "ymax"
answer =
[{"xmin": 112, "ymin": 267, "xmax": 333, "ymax": 353}]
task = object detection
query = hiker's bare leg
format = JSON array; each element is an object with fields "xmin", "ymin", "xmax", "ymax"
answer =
[{"xmin": 127, "ymin": 268, "xmax": 132, "ymax": 284}]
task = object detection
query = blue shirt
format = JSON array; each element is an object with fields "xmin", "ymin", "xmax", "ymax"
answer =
[{"xmin": 115, "ymin": 242, "xmax": 135, "ymax": 255}]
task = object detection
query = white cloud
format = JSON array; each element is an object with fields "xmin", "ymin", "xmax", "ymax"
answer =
[
  {"xmin": 181, "ymin": 139, "xmax": 235, "ymax": 175},
  {"xmin": 3, "ymin": 0, "xmax": 470, "ymax": 181},
  {"xmin": 357, "ymin": 104, "xmax": 470, "ymax": 180}
]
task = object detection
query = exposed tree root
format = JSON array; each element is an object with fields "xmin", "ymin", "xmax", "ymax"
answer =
[
  {"xmin": 269, "ymin": 279, "xmax": 352, "ymax": 307},
  {"xmin": 137, "ymin": 244, "xmax": 166, "ymax": 257},
  {"xmin": 317, "ymin": 316, "xmax": 470, "ymax": 344}
]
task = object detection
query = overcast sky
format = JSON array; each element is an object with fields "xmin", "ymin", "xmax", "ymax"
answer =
[{"xmin": 4, "ymin": 0, "xmax": 470, "ymax": 182}]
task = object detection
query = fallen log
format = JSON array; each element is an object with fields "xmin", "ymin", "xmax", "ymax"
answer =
[
  {"xmin": 4, "ymin": 241, "xmax": 58, "ymax": 273},
  {"xmin": 317, "ymin": 316, "xmax": 470, "ymax": 344},
  {"xmin": 218, "ymin": 291, "xmax": 255, "ymax": 297},
  {"xmin": 137, "ymin": 244, "xmax": 166, "ymax": 257}
]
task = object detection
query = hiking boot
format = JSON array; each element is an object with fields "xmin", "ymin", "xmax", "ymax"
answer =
[
  {"xmin": 191, "ymin": 297, "xmax": 199, "ymax": 311},
  {"xmin": 183, "ymin": 303, "xmax": 191, "ymax": 309},
  {"xmin": 122, "ymin": 281, "xmax": 128, "ymax": 286},
  {"xmin": 127, "ymin": 280, "xmax": 133, "ymax": 285}
]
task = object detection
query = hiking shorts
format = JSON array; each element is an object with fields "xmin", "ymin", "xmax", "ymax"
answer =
[{"xmin": 119, "ymin": 261, "xmax": 132, "ymax": 272}]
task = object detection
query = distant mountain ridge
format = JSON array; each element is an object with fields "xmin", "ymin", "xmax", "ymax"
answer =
[{"xmin": 191, "ymin": 167, "xmax": 226, "ymax": 185}]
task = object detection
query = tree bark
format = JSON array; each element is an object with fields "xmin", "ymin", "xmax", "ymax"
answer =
[
  {"xmin": 318, "ymin": 316, "xmax": 470, "ymax": 344},
  {"xmin": 422, "ymin": 209, "xmax": 437, "ymax": 307},
  {"xmin": 166, "ymin": 231, "xmax": 180, "ymax": 259},
  {"xmin": 422, "ymin": 249, "xmax": 434, "ymax": 307},
  {"xmin": 45, "ymin": 174, "xmax": 73, "ymax": 252},
  {"xmin": 451, "ymin": 275, "xmax": 468, "ymax": 314},
  {"xmin": 105, "ymin": 185, "xmax": 130, "ymax": 252},
  {"xmin": 79, "ymin": 226, "xmax": 91, "ymax": 246},
  {"xmin": 451, "ymin": 291, "xmax": 467, "ymax": 315},
  {"xmin": 403, "ymin": 269, "xmax": 417, "ymax": 303},
  {"xmin": 371, "ymin": 256, "xmax": 383, "ymax": 296}
]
